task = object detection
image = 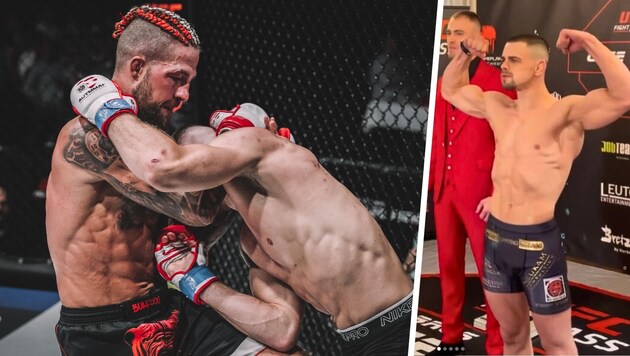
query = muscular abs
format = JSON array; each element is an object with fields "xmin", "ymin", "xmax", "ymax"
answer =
[
  {"xmin": 487, "ymin": 98, "xmax": 584, "ymax": 224},
  {"xmin": 228, "ymin": 146, "xmax": 412, "ymax": 328},
  {"xmin": 47, "ymin": 118, "xmax": 217, "ymax": 307}
]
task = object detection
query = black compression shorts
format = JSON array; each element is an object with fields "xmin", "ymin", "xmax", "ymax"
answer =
[
  {"xmin": 482, "ymin": 215, "xmax": 571, "ymax": 315},
  {"xmin": 336, "ymin": 291, "xmax": 413, "ymax": 355},
  {"xmin": 56, "ymin": 288, "xmax": 265, "ymax": 356}
]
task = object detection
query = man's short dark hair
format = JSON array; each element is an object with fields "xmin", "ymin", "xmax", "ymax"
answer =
[
  {"xmin": 450, "ymin": 11, "xmax": 482, "ymax": 28},
  {"xmin": 506, "ymin": 33, "xmax": 550, "ymax": 54}
]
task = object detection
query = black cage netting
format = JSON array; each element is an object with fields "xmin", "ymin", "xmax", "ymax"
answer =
[
  {"xmin": 0, "ymin": 0, "xmax": 437, "ymax": 354},
  {"xmin": 194, "ymin": 1, "xmax": 436, "ymax": 354}
]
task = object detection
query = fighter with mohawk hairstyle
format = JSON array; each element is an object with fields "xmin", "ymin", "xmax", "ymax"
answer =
[{"xmin": 48, "ymin": 6, "xmax": 302, "ymax": 355}]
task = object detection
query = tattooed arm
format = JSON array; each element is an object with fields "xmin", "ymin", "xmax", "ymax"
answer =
[{"xmin": 64, "ymin": 118, "xmax": 221, "ymax": 226}]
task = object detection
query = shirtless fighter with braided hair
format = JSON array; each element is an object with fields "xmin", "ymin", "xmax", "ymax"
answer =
[{"xmin": 48, "ymin": 6, "xmax": 301, "ymax": 355}]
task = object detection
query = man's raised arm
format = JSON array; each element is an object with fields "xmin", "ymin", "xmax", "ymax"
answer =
[
  {"xmin": 442, "ymin": 37, "xmax": 491, "ymax": 118},
  {"xmin": 559, "ymin": 29, "xmax": 630, "ymax": 129},
  {"xmin": 70, "ymin": 75, "xmax": 261, "ymax": 193},
  {"xmin": 156, "ymin": 225, "xmax": 303, "ymax": 352}
]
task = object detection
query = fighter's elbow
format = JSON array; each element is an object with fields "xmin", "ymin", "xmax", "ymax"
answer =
[
  {"xmin": 267, "ymin": 313, "xmax": 301, "ymax": 352},
  {"xmin": 143, "ymin": 159, "xmax": 181, "ymax": 192},
  {"xmin": 441, "ymin": 86, "xmax": 457, "ymax": 103},
  {"xmin": 270, "ymin": 328, "xmax": 299, "ymax": 352}
]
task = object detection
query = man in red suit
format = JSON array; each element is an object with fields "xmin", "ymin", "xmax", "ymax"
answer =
[{"xmin": 428, "ymin": 11, "xmax": 516, "ymax": 355}]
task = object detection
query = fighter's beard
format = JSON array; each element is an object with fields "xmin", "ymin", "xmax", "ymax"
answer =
[
  {"xmin": 137, "ymin": 103, "xmax": 169, "ymax": 130},
  {"xmin": 502, "ymin": 77, "xmax": 516, "ymax": 90},
  {"xmin": 132, "ymin": 75, "xmax": 171, "ymax": 131}
]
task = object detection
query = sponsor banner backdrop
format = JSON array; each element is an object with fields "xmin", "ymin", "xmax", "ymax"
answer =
[{"xmin": 477, "ymin": 0, "xmax": 630, "ymax": 273}]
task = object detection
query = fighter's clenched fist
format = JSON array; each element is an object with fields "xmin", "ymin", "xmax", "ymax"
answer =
[
  {"xmin": 70, "ymin": 74, "xmax": 137, "ymax": 137},
  {"xmin": 556, "ymin": 28, "xmax": 594, "ymax": 55},
  {"xmin": 461, "ymin": 35, "xmax": 489, "ymax": 59}
]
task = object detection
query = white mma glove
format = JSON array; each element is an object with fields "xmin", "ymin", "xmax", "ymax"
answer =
[
  {"xmin": 209, "ymin": 103, "xmax": 296, "ymax": 143},
  {"xmin": 70, "ymin": 74, "xmax": 137, "ymax": 138},
  {"xmin": 155, "ymin": 225, "xmax": 218, "ymax": 305},
  {"xmin": 209, "ymin": 103, "xmax": 268, "ymax": 135}
]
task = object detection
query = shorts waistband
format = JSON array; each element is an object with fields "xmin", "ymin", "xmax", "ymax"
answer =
[
  {"xmin": 59, "ymin": 288, "xmax": 169, "ymax": 325},
  {"xmin": 336, "ymin": 291, "xmax": 413, "ymax": 343},
  {"xmin": 487, "ymin": 214, "xmax": 557, "ymax": 234}
]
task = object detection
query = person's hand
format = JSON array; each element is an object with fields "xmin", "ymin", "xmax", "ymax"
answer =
[
  {"xmin": 155, "ymin": 225, "xmax": 218, "ymax": 305},
  {"xmin": 265, "ymin": 116, "xmax": 279, "ymax": 134},
  {"xmin": 70, "ymin": 74, "xmax": 137, "ymax": 137},
  {"xmin": 265, "ymin": 116, "xmax": 296, "ymax": 143},
  {"xmin": 461, "ymin": 35, "xmax": 489, "ymax": 59},
  {"xmin": 556, "ymin": 29, "xmax": 593, "ymax": 55},
  {"xmin": 475, "ymin": 196, "xmax": 492, "ymax": 222},
  {"xmin": 208, "ymin": 103, "xmax": 268, "ymax": 135}
]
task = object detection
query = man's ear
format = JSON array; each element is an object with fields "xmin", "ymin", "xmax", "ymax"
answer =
[
  {"xmin": 129, "ymin": 56, "xmax": 147, "ymax": 81},
  {"xmin": 534, "ymin": 59, "xmax": 547, "ymax": 77}
]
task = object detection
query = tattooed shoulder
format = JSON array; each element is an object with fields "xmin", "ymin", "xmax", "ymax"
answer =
[{"xmin": 64, "ymin": 119, "xmax": 119, "ymax": 172}]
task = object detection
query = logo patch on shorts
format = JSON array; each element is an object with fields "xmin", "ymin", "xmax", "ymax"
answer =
[{"xmin": 543, "ymin": 275, "xmax": 567, "ymax": 302}]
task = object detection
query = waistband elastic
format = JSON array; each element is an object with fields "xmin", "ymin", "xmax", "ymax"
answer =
[
  {"xmin": 59, "ymin": 288, "xmax": 169, "ymax": 325},
  {"xmin": 336, "ymin": 291, "xmax": 413, "ymax": 343},
  {"xmin": 487, "ymin": 214, "xmax": 557, "ymax": 234}
]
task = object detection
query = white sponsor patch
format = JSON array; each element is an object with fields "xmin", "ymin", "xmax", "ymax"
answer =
[{"xmin": 543, "ymin": 275, "xmax": 567, "ymax": 302}]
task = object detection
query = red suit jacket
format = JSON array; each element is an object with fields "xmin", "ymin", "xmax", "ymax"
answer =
[{"xmin": 430, "ymin": 59, "xmax": 516, "ymax": 206}]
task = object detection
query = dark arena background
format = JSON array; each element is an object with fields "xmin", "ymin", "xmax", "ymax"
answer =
[{"xmin": 0, "ymin": 1, "xmax": 437, "ymax": 354}]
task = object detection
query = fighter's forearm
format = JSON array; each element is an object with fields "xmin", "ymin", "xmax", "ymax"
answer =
[
  {"xmin": 441, "ymin": 53, "xmax": 474, "ymax": 101},
  {"xmin": 107, "ymin": 114, "xmax": 187, "ymax": 191},
  {"xmin": 199, "ymin": 282, "xmax": 301, "ymax": 352},
  {"xmin": 442, "ymin": 54, "xmax": 488, "ymax": 118}
]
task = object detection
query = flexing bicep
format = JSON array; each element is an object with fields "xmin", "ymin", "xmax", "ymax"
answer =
[
  {"xmin": 442, "ymin": 84, "xmax": 489, "ymax": 118},
  {"xmin": 569, "ymin": 90, "xmax": 630, "ymax": 130}
]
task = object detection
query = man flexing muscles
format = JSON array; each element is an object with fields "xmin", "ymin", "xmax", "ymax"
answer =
[
  {"xmin": 69, "ymin": 83, "xmax": 414, "ymax": 354},
  {"xmin": 48, "ymin": 6, "xmax": 301, "ymax": 355},
  {"xmin": 441, "ymin": 29, "xmax": 630, "ymax": 354}
]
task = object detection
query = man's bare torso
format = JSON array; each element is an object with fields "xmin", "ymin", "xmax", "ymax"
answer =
[
  {"xmin": 485, "ymin": 93, "xmax": 585, "ymax": 224},
  {"xmin": 47, "ymin": 118, "xmax": 217, "ymax": 307},
  {"xmin": 221, "ymin": 130, "xmax": 412, "ymax": 329},
  {"xmin": 47, "ymin": 118, "xmax": 161, "ymax": 307}
]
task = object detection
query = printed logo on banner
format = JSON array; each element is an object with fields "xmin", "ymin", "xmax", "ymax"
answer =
[
  {"xmin": 601, "ymin": 140, "xmax": 630, "ymax": 160},
  {"xmin": 543, "ymin": 275, "xmax": 567, "ymax": 302},
  {"xmin": 600, "ymin": 182, "xmax": 630, "ymax": 206},
  {"xmin": 614, "ymin": 11, "xmax": 630, "ymax": 33},
  {"xmin": 587, "ymin": 51, "xmax": 626, "ymax": 62},
  {"xmin": 601, "ymin": 225, "xmax": 630, "ymax": 255},
  {"xmin": 572, "ymin": 304, "xmax": 630, "ymax": 353},
  {"xmin": 569, "ymin": 44, "xmax": 629, "ymax": 72}
]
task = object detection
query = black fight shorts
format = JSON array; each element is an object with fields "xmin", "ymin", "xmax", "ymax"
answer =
[
  {"xmin": 336, "ymin": 291, "xmax": 413, "ymax": 355},
  {"xmin": 482, "ymin": 215, "xmax": 571, "ymax": 315},
  {"xmin": 56, "ymin": 288, "xmax": 264, "ymax": 356}
]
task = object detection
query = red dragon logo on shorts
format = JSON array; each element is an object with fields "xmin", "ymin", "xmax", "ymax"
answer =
[
  {"xmin": 547, "ymin": 279, "xmax": 565, "ymax": 297},
  {"xmin": 124, "ymin": 310, "xmax": 179, "ymax": 356}
]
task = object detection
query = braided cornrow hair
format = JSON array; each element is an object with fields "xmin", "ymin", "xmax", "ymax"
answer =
[{"xmin": 113, "ymin": 5, "xmax": 200, "ymax": 48}]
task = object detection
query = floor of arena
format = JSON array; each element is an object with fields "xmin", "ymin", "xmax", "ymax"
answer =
[
  {"xmin": 417, "ymin": 240, "xmax": 630, "ymax": 355},
  {"xmin": 2, "ymin": 239, "xmax": 628, "ymax": 355}
]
